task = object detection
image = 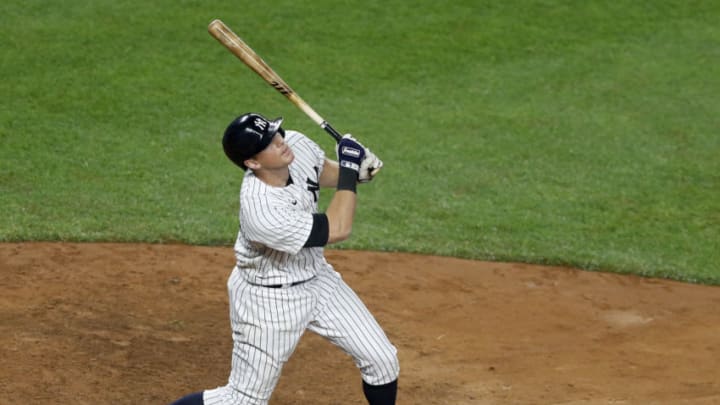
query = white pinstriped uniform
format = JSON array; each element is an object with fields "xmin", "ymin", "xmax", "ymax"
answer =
[{"xmin": 204, "ymin": 131, "xmax": 399, "ymax": 405}]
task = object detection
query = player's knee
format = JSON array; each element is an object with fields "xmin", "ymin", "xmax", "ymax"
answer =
[
  {"xmin": 363, "ymin": 347, "xmax": 400, "ymax": 385},
  {"xmin": 389, "ymin": 351, "xmax": 401, "ymax": 379},
  {"xmin": 384, "ymin": 353, "xmax": 401, "ymax": 382}
]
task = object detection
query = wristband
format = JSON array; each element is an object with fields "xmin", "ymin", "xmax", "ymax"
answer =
[{"xmin": 337, "ymin": 166, "xmax": 358, "ymax": 193}]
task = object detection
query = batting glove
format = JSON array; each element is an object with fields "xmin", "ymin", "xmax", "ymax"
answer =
[
  {"xmin": 358, "ymin": 148, "xmax": 383, "ymax": 183},
  {"xmin": 336, "ymin": 134, "xmax": 366, "ymax": 173}
]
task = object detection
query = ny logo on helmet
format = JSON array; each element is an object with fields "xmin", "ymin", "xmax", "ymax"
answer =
[{"xmin": 253, "ymin": 118, "xmax": 268, "ymax": 131}]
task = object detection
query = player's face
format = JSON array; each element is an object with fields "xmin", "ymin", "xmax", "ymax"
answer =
[{"xmin": 254, "ymin": 133, "xmax": 294, "ymax": 170}]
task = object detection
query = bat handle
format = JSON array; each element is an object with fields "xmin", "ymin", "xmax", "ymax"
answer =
[{"xmin": 321, "ymin": 122, "xmax": 343, "ymax": 143}]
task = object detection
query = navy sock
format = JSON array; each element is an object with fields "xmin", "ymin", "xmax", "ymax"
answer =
[
  {"xmin": 362, "ymin": 379, "xmax": 397, "ymax": 405},
  {"xmin": 169, "ymin": 391, "xmax": 203, "ymax": 405}
]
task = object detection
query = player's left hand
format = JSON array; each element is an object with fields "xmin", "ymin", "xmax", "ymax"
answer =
[
  {"xmin": 336, "ymin": 134, "xmax": 366, "ymax": 173},
  {"xmin": 359, "ymin": 148, "xmax": 383, "ymax": 183}
]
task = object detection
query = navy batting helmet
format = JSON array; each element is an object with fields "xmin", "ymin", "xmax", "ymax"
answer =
[{"xmin": 222, "ymin": 113, "xmax": 285, "ymax": 170}]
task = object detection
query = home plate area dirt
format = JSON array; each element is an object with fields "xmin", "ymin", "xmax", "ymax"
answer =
[{"xmin": 1, "ymin": 243, "xmax": 719, "ymax": 404}]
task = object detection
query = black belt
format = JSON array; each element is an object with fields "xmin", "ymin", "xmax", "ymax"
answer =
[{"xmin": 249, "ymin": 277, "xmax": 315, "ymax": 289}]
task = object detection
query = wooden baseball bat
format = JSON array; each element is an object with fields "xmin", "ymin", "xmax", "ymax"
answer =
[{"xmin": 208, "ymin": 19, "xmax": 343, "ymax": 142}]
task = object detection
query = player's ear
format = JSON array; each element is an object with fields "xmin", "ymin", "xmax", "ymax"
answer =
[{"xmin": 245, "ymin": 158, "xmax": 261, "ymax": 170}]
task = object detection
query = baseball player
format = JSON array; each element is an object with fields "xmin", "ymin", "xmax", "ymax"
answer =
[{"xmin": 171, "ymin": 113, "xmax": 399, "ymax": 405}]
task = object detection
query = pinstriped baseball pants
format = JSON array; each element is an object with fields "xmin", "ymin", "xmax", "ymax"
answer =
[{"xmin": 203, "ymin": 267, "xmax": 400, "ymax": 405}]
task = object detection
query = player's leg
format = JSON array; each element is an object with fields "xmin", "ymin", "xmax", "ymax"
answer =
[
  {"xmin": 204, "ymin": 271, "xmax": 313, "ymax": 404},
  {"xmin": 362, "ymin": 379, "xmax": 398, "ymax": 405},
  {"xmin": 169, "ymin": 391, "xmax": 204, "ymax": 405},
  {"xmin": 308, "ymin": 273, "xmax": 399, "ymax": 404}
]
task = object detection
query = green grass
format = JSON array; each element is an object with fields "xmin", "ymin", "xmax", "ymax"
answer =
[{"xmin": 1, "ymin": 0, "xmax": 719, "ymax": 284}]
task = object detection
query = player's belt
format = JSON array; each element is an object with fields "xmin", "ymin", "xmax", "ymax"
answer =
[{"xmin": 248, "ymin": 277, "xmax": 315, "ymax": 289}]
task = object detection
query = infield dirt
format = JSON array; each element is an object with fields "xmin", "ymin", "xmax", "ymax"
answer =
[{"xmin": 1, "ymin": 243, "xmax": 719, "ymax": 404}]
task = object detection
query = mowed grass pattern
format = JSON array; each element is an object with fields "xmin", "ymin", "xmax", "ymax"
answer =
[{"xmin": 1, "ymin": 1, "xmax": 719, "ymax": 283}]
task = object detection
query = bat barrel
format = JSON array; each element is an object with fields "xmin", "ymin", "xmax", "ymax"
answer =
[{"xmin": 209, "ymin": 19, "xmax": 342, "ymax": 143}]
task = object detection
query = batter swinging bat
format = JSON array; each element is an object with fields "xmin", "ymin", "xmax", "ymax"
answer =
[{"xmin": 208, "ymin": 19, "xmax": 343, "ymax": 142}]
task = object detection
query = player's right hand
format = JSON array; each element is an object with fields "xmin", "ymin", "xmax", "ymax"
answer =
[
  {"xmin": 358, "ymin": 148, "xmax": 383, "ymax": 183},
  {"xmin": 336, "ymin": 134, "xmax": 366, "ymax": 173}
]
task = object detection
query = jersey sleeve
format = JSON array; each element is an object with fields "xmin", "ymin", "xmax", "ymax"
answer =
[{"xmin": 240, "ymin": 195, "xmax": 314, "ymax": 255}]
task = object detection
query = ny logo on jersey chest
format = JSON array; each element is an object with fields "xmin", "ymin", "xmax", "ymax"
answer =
[{"xmin": 306, "ymin": 166, "xmax": 320, "ymax": 202}]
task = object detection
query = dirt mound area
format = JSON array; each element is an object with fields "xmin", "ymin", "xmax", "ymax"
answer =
[{"xmin": 1, "ymin": 243, "xmax": 719, "ymax": 404}]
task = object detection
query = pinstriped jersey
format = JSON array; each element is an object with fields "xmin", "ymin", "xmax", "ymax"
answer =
[{"xmin": 232, "ymin": 130, "xmax": 329, "ymax": 285}]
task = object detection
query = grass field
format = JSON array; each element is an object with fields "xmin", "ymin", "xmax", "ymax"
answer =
[{"xmin": 1, "ymin": 1, "xmax": 719, "ymax": 283}]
